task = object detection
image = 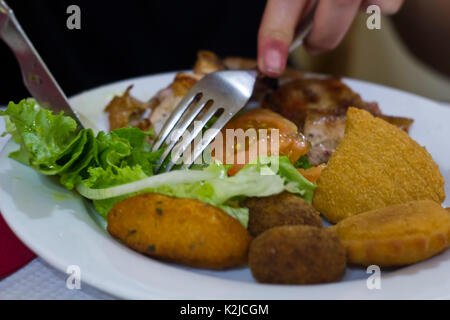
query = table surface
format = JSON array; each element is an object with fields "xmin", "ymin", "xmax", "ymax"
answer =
[{"xmin": 1, "ymin": 101, "xmax": 449, "ymax": 300}]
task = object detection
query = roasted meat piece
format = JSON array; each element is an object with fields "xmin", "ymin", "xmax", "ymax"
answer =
[
  {"xmin": 105, "ymin": 51, "xmax": 303, "ymax": 133},
  {"xmin": 303, "ymin": 111, "xmax": 347, "ymax": 166},
  {"xmin": 263, "ymin": 77, "xmax": 414, "ymax": 165},
  {"xmin": 262, "ymin": 77, "xmax": 382, "ymax": 129},
  {"xmin": 105, "ymin": 51, "xmax": 414, "ymax": 169},
  {"xmin": 105, "ymin": 73, "xmax": 201, "ymax": 132},
  {"xmin": 149, "ymin": 72, "xmax": 201, "ymax": 134},
  {"xmin": 105, "ymin": 85, "xmax": 157, "ymax": 131}
]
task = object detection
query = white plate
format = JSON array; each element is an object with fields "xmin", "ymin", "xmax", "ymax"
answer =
[{"xmin": 1, "ymin": 72, "xmax": 450, "ymax": 299}]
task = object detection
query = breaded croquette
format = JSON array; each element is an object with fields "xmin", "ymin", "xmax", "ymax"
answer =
[
  {"xmin": 331, "ymin": 200, "xmax": 450, "ymax": 266},
  {"xmin": 249, "ymin": 225, "xmax": 346, "ymax": 284},
  {"xmin": 313, "ymin": 108, "xmax": 445, "ymax": 223},
  {"xmin": 107, "ymin": 193, "xmax": 252, "ymax": 269},
  {"xmin": 244, "ymin": 192, "xmax": 322, "ymax": 237}
]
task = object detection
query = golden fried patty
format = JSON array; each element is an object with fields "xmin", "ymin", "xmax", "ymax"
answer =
[
  {"xmin": 313, "ymin": 108, "xmax": 445, "ymax": 223},
  {"xmin": 331, "ymin": 200, "xmax": 450, "ymax": 266},
  {"xmin": 107, "ymin": 193, "xmax": 252, "ymax": 269}
]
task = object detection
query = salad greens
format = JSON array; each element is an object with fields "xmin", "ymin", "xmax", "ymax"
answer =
[
  {"xmin": 0, "ymin": 99, "xmax": 316, "ymax": 228},
  {"xmin": 294, "ymin": 155, "xmax": 312, "ymax": 170}
]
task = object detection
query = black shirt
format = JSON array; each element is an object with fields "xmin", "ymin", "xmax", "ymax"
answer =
[{"xmin": 0, "ymin": 0, "xmax": 265, "ymax": 104}]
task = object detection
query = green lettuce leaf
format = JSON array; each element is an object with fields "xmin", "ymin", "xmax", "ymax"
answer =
[
  {"xmin": 1, "ymin": 99, "xmax": 317, "ymax": 229},
  {"xmin": 78, "ymin": 159, "xmax": 316, "ymax": 228},
  {"xmin": 294, "ymin": 155, "xmax": 312, "ymax": 169},
  {"xmin": 0, "ymin": 99, "xmax": 161, "ymax": 190},
  {"xmin": 0, "ymin": 99, "xmax": 83, "ymax": 174}
]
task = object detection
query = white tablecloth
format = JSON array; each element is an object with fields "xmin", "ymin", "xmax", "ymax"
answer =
[{"xmin": 1, "ymin": 101, "xmax": 449, "ymax": 300}]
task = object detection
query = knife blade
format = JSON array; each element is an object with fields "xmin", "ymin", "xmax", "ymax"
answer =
[{"xmin": 0, "ymin": 0, "xmax": 84, "ymax": 128}]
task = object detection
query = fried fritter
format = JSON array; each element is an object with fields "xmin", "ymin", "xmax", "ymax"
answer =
[
  {"xmin": 244, "ymin": 192, "xmax": 322, "ymax": 237},
  {"xmin": 107, "ymin": 193, "xmax": 252, "ymax": 270},
  {"xmin": 331, "ymin": 200, "xmax": 450, "ymax": 266},
  {"xmin": 249, "ymin": 225, "xmax": 346, "ymax": 284},
  {"xmin": 313, "ymin": 108, "xmax": 445, "ymax": 223}
]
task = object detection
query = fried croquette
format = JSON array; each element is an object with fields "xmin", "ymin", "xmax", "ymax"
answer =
[
  {"xmin": 313, "ymin": 107, "xmax": 445, "ymax": 223},
  {"xmin": 249, "ymin": 226, "xmax": 346, "ymax": 284},
  {"xmin": 244, "ymin": 192, "xmax": 322, "ymax": 237},
  {"xmin": 107, "ymin": 193, "xmax": 252, "ymax": 269},
  {"xmin": 331, "ymin": 200, "xmax": 450, "ymax": 266}
]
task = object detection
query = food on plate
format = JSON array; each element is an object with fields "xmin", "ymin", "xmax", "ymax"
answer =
[
  {"xmin": 313, "ymin": 107, "xmax": 445, "ymax": 223},
  {"xmin": 105, "ymin": 85, "xmax": 157, "ymax": 131},
  {"xmin": 105, "ymin": 50, "xmax": 412, "ymax": 172},
  {"xmin": 0, "ymin": 99, "xmax": 316, "ymax": 225},
  {"xmin": 107, "ymin": 72, "xmax": 201, "ymax": 132},
  {"xmin": 217, "ymin": 108, "xmax": 309, "ymax": 175},
  {"xmin": 244, "ymin": 192, "xmax": 322, "ymax": 237},
  {"xmin": 262, "ymin": 77, "xmax": 413, "ymax": 165},
  {"xmin": 3, "ymin": 49, "xmax": 449, "ymax": 284},
  {"xmin": 105, "ymin": 51, "xmax": 303, "ymax": 133},
  {"xmin": 297, "ymin": 163, "xmax": 326, "ymax": 183},
  {"xmin": 193, "ymin": 50, "xmax": 304, "ymax": 80},
  {"xmin": 108, "ymin": 193, "xmax": 252, "ymax": 269},
  {"xmin": 331, "ymin": 200, "xmax": 450, "ymax": 266},
  {"xmin": 249, "ymin": 225, "xmax": 346, "ymax": 284}
]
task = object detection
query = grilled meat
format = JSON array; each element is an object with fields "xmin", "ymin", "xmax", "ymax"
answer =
[
  {"xmin": 262, "ymin": 77, "xmax": 413, "ymax": 165},
  {"xmin": 105, "ymin": 51, "xmax": 413, "ymax": 167}
]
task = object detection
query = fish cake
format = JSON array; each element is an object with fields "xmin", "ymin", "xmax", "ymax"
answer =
[
  {"xmin": 331, "ymin": 200, "xmax": 450, "ymax": 266},
  {"xmin": 249, "ymin": 225, "xmax": 346, "ymax": 284},
  {"xmin": 313, "ymin": 108, "xmax": 445, "ymax": 223},
  {"xmin": 107, "ymin": 193, "xmax": 252, "ymax": 269},
  {"xmin": 244, "ymin": 192, "xmax": 322, "ymax": 237}
]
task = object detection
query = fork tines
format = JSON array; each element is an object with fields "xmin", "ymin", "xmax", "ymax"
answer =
[{"xmin": 152, "ymin": 70, "xmax": 257, "ymax": 173}]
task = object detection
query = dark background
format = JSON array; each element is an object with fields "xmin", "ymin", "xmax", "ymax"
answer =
[{"xmin": 0, "ymin": 0, "xmax": 265, "ymax": 104}]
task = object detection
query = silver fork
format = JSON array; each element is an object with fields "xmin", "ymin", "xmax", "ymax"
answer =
[
  {"xmin": 152, "ymin": 1, "xmax": 317, "ymax": 172},
  {"xmin": 0, "ymin": 0, "xmax": 84, "ymax": 128}
]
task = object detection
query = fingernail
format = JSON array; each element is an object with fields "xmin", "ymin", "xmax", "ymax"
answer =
[{"xmin": 263, "ymin": 48, "xmax": 283, "ymax": 75}]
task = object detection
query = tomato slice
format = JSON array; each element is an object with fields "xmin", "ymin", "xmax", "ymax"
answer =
[
  {"xmin": 297, "ymin": 164, "xmax": 326, "ymax": 183},
  {"xmin": 212, "ymin": 108, "xmax": 309, "ymax": 175}
]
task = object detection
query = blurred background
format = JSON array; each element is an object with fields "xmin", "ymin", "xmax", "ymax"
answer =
[
  {"xmin": 291, "ymin": 1, "xmax": 450, "ymax": 101},
  {"xmin": 0, "ymin": 0, "xmax": 449, "ymax": 105}
]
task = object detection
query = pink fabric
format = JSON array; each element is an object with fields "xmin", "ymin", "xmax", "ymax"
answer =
[{"xmin": 0, "ymin": 212, "xmax": 36, "ymax": 279}]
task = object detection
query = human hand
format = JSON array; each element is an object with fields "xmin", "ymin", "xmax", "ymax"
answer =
[{"xmin": 257, "ymin": 0, "xmax": 404, "ymax": 77}]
